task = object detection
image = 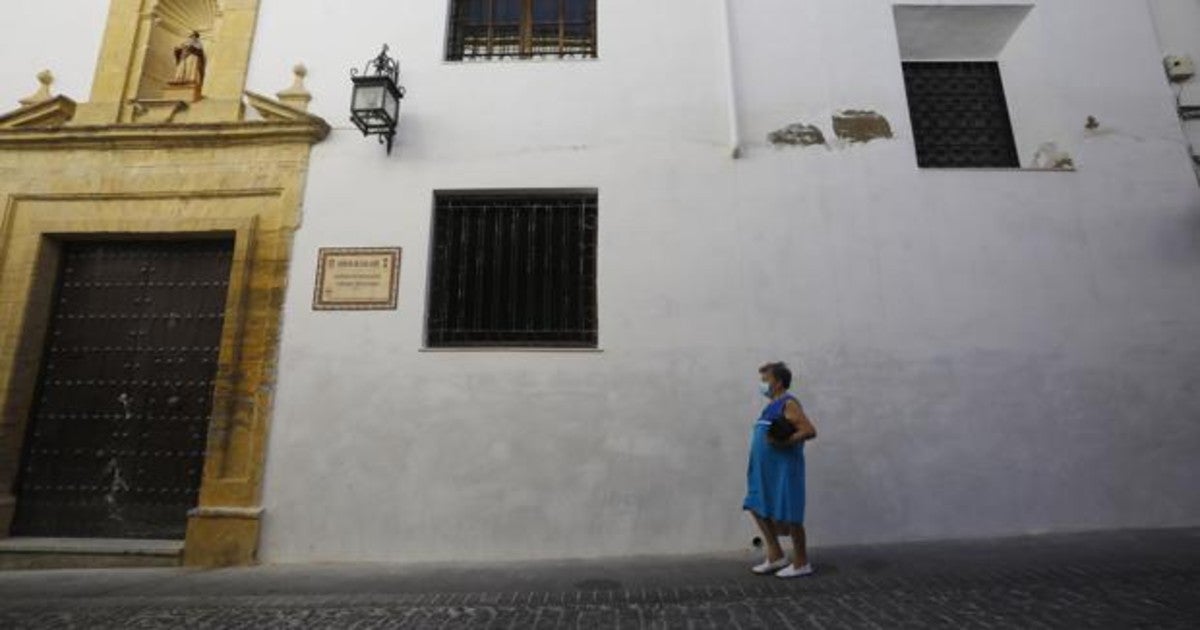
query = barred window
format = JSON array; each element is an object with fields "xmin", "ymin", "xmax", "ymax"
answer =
[
  {"xmin": 446, "ymin": 0, "xmax": 598, "ymax": 61},
  {"xmin": 902, "ymin": 62, "xmax": 1020, "ymax": 168},
  {"xmin": 427, "ymin": 192, "xmax": 598, "ymax": 348}
]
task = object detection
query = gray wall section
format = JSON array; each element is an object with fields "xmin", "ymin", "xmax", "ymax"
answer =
[
  {"xmin": 0, "ymin": 0, "xmax": 1196, "ymax": 566},
  {"xmin": 249, "ymin": 0, "xmax": 1200, "ymax": 562}
]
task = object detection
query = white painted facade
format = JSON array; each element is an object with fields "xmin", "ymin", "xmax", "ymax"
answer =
[{"xmin": 3, "ymin": 1, "xmax": 1200, "ymax": 564}]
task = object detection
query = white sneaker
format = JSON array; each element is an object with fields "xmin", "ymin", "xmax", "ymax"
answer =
[
  {"xmin": 751, "ymin": 557, "xmax": 790, "ymax": 575},
  {"xmin": 775, "ymin": 563, "xmax": 814, "ymax": 579}
]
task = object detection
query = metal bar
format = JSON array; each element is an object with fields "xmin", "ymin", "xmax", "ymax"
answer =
[
  {"xmin": 577, "ymin": 198, "xmax": 587, "ymax": 340},
  {"xmin": 720, "ymin": 0, "xmax": 742, "ymax": 158},
  {"xmin": 559, "ymin": 0, "xmax": 566, "ymax": 57},
  {"xmin": 522, "ymin": 0, "xmax": 533, "ymax": 58},
  {"xmin": 486, "ymin": 0, "xmax": 495, "ymax": 59}
]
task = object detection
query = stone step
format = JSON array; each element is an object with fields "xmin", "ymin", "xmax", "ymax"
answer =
[{"xmin": 0, "ymin": 538, "xmax": 183, "ymax": 570}]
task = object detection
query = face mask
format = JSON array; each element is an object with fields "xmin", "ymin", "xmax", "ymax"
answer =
[{"xmin": 758, "ymin": 382, "xmax": 773, "ymax": 398}]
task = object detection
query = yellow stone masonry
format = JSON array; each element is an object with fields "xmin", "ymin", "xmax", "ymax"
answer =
[{"xmin": 0, "ymin": 0, "xmax": 327, "ymax": 567}]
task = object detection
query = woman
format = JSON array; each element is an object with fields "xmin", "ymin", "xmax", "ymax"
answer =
[{"xmin": 743, "ymin": 361, "xmax": 818, "ymax": 578}]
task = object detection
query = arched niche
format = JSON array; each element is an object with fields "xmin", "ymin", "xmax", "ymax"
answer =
[
  {"xmin": 138, "ymin": 0, "xmax": 221, "ymax": 98},
  {"xmin": 80, "ymin": 0, "xmax": 259, "ymax": 124}
]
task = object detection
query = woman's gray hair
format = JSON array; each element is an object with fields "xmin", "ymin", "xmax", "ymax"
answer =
[{"xmin": 758, "ymin": 361, "xmax": 792, "ymax": 390}]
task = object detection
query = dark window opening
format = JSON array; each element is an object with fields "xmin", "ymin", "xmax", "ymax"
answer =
[
  {"xmin": 427, "ymin": 192, "xmax": 598, "ymax": 348},
  {"xmin": 447, "ymin": 0, "xmax": 598, "ymax": 61},
  {"xmin": 902, "ymin": 61, "xmax": 1020, "ymax": 168}
]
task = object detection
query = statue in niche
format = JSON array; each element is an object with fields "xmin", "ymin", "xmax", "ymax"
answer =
[{"xmin": 172, "ymin": 31, "xmax": 207, "ymax": 86}]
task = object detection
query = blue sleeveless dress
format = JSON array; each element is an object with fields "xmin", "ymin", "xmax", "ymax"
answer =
[{"xmin": 743, "ymin": 394, "xmax": 806, "ymax": 525}]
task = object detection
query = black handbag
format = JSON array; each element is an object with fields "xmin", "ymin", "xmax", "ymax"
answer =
[{"xmin": 767, "ymin": 404, "xmax": 797, "ymax": 443}]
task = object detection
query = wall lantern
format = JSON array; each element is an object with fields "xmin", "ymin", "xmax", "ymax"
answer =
[{"xmin": 350, "ymin": 45, "xmax": 406, "ymax": 154}]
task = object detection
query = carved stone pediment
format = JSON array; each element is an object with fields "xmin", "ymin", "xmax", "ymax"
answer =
[
  {"xmin": 0, "ymin": 76, "xmax": 328, "ymax": 150},
  {"xmin": 0, "ymin": 96, "xmax": 78, "ymax": 130},
  {"xmin": 244, "ymin": 92, "xmax": 322, "ymax": 124}
]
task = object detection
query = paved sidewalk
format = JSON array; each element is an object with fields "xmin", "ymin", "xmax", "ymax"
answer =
[{"xmin": 1, "ymin": 528, "xmax": 1198, "ymax": 628}]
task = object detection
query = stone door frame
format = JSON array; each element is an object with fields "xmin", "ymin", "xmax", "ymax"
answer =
[{"xmin": 0, "ymin": 190, "xmax": 277, "ymax": 565}]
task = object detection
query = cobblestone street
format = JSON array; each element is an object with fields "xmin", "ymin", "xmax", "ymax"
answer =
[{"xmin": 1, "ymin": 528, "xmax": 1198, "ymax": 629}]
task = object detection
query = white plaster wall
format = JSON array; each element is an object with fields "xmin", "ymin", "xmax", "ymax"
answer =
[
  {"xmin": 1, "ymin": 1, "xmax": 1198, "ymax": 564},
  {"xmin": 250, "ymin": 0, "xmax": 1200, "ymax": 564}
]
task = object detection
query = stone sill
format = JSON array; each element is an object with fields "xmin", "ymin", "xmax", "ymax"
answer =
[
  {"xmin": 917, "ymin": 167, "xmax": 1077, "ymax": 173},
  {"xmin": 419, "ymin": 347, "xmax": 603, "ymax": 354},
  {"xmin": 442, "ymin": 57, "xmax": 600, "ymax": 66},
  {"xmin": 0, "ymin": 120, "xmax": 330, "ymax": 151},
  {"xmin": 0, "ymin": 538, "xmax": 183, "ymax": 557}
]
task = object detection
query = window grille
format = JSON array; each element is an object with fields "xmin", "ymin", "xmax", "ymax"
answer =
[
  {"xmin": 902, "ymin": 62, "xmax": 1020, "ymax": 168},
  {"xmin": 447, "ymin": 0, "xmax": 598, "ymax": 61},
  {"xmin": 427, "ymin": 192, "xmax": 598, "ymax": 348}
]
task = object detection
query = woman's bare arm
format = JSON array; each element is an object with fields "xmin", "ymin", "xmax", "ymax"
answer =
[{"xmin": 784, "ymin": 399, "xmax": 817, "ymax": 445}]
